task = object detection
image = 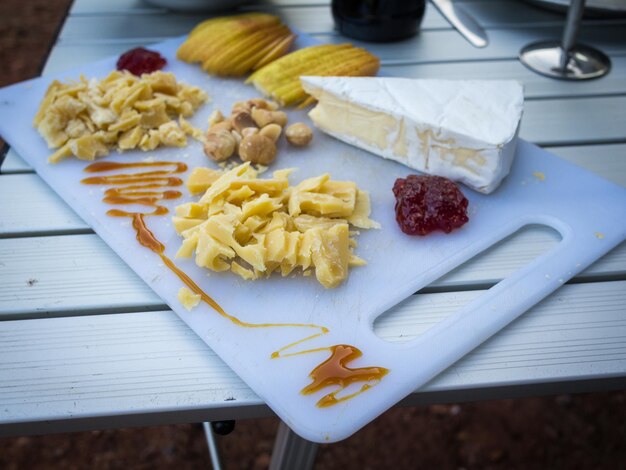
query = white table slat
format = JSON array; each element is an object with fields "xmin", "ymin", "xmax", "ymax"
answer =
[
  {"xmin": 0, "ymin": 310, "xmax": 266, "ymax": 435},
  {"xmin": 521, "ymin": 96, "xmax": 626, "ymax": 146},
  {"xmin": 0, "ymin": 174, "xmax": 87, "ymax": 235},
  {"xmin": 70, "ymin": 0, "xmax": 333, "ymax": 14},
  {"xmin": 67, "ymin": 0, "xmax": 626, "ymax": 36},
  {"xmin": 63, "ymin": 1, "xmax": 626, "ymax": 40},
  {"xmin": 71, "ymin": 0, "xmax": 166, "ymax": 15},
  {"xmin": 0, "ymin": 235, "xmax": 164, "ymax": 318},
  {"xmin": 43, "ymin": 42, "xmax": 160, "ymax": 76},
  {"xmin": 1, "ymin": 280, "xmax": 625, "ymax": 436},
  {"xmin": 57, "ymin": 6, "xmax": 447, "ymax": 43},
  {"xmin": 0, "ymin": 150, "xmax": 29, "ymax": 174},
  {"xmin": 98, "ymin": 0, "xmax": 532, "ymax": 11},
  {"xmin": 332, "ymin": 26, "xmax": 626, "ymax": 64},
  {"xmin": 55, "ymin": 9, "xmax": 626, "ymax": 63},
  {"xmin": 454, "ymin": 0, "xmax": 548, "ymax": 28},
  {"xmin": 385, "ymin": 56, "xmax": 626, "ymax": 99},
  {"xmin": 1, "ymin": 231, "xmax": 624, "ymax": 319}
]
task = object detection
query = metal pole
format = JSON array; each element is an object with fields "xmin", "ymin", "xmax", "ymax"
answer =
[
  {"xmin": 559, "ymin": 0, "xmax": 586, "ymax": 71},
  {"xmin": 269, "ymin": 421, "xmax": 319, "ymax": 470},
  {"xmin": 519, "ymin": 0, "xmax": 611, "ymax": 80},
  {"xmin": 202, "ymin": 422, "xmax": 224, "ymax": 470}
]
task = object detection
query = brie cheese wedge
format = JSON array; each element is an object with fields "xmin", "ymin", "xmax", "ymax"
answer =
[{"xmin": 301, "ymin": 77, "xmax": 524, "ymax": 194}]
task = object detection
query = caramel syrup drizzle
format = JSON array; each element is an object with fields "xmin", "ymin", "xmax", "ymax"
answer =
[
  {"xmin": 82, "ymin": 159, "xmax": 388, "ymax": 407},
  {"xmin": 81, "ymin": 161, "xmax": 185, "ymax": 217},
  {"xmin": 301, "ymin": 345, "xmax": 389, "ymax": 408}
]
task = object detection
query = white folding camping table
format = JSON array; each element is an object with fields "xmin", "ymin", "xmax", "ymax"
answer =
[{"xmin": 1, "ymin": 0, "xmax": 625, "ymax": 468}]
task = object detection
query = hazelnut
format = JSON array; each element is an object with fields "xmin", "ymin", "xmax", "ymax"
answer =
[
  {"xmin": 247, "ymin": 98, "xmax": 280, "ymax": 111},
  {"xmin": 266, "ymin": 100, "xmax": 280, "ymax": 111},
  {"xmin": 231, "ymin": 131, "xmax": 242, "ymax": 159},
  {"xmin": 231, "ymin": 129, "xmax": 242, "ymax": 145},
  {"xmin": 259, "ymin": 123, "xmax": 282, "ymax": 143},
  {"xmin": 239, "ymin": 134, "xmax": 276, "ymax": 165},
  {"xmin": 231, "ymin": 101, "xmax": 251, "ymax": 114},
  {"xmin": 208, "ymin": 119, "xmax": 232, "ymax": 134},
  {"xmin": 251, "ymin": 108, "xmax": 288, "ymax": 128},
  {"xmin": 208, "ymin": 109, "xmax": 224, "ymax": 127},
  {"xmin": 247, "ymin": 98, "xmax": 271, "ymax": 110},
  {"xmin": 204, "ymin": 129, "xmax": 236, "ymax": 162},
  {"xmin": 285, "ymin": 123, "xmax": 313, "ymax": 147},
  {"xmin": 233, "ymin": 111, "xmax": 258, "ymax": 133},
  {"xmin": 242, "ymin": 127, "xmax": 259, "ymax": 138}
]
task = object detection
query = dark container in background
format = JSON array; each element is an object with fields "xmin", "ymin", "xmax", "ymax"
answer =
[{"xmin": 332, "ymin": 0, "xmax": 426, "ymax": 42}]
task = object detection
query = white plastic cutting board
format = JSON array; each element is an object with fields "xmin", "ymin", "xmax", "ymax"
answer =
[{"xmin": 1, "ymin": 36, "xmax": 625, "ymax": 443}]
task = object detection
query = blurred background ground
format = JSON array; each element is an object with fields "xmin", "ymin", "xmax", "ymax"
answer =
[
  {"xmin": 1, "ymin": 1, "xmax": 625, "ymax": 469},
  {"xmin": 1, "ymin": 393, "xmax": 626, "ymax": 469}
]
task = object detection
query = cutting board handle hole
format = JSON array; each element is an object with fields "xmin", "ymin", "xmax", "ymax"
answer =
[{"xmin": 372, "ymin": 223, "xmax": 562, "ymax": 343}]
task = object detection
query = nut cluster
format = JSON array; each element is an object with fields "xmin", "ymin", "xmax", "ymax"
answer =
[{"xmin": 204, "ymin": 98, "xmax": 313, "ymax": 165}]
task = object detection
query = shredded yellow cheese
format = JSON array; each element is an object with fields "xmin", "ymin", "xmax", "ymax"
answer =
[{"xmin": 173, "ymin": 163, "xmax": 379, "ymax": 288}]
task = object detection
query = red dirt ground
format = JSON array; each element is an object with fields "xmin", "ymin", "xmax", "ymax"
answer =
[
  {"xmin": 1, "ymin": 393, "xmax": 626, "ymax": 469},
  {"xmin": 1, "ymin": 1, "xmax": 625, "ymax": 469}
]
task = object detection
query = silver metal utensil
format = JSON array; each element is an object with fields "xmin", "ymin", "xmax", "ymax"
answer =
[{"xmin": 430, "ymin": 0, "xmax": 488, "ymax": 48}]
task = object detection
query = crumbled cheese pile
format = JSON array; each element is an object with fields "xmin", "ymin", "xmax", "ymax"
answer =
[
  {"xmin": 34, "ymin": 70, "xmax": 208, "ymax": 163},
  {"xmin": 173, "ymin": 163, "xmax": 380, "ymax": 289}
]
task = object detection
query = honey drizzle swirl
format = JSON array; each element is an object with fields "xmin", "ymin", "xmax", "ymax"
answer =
[
  {"xmin": 301, "ymin": 345, "xmax": 389, "ymax": 408},
  {"xmin": 82, "ymin": 161, "xmax": 186, "ymax": 216},
  {"xmin": 82, "ymin": 159, "xmax": 387, "ymax": 407},
  {"xmin": 83, "ymin": 161, "xmax": 188, "ymax": 173},
  {"xmin": 133, "ymin": 212, "xmax": 329, "ymax": 331}
]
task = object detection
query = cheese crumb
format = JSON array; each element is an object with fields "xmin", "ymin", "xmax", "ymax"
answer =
[
  {"xmin": 178, "ymin": 287, "xmax": 201, "ymax": 311},
  {"xmin": 254, "ymin": 164, "xmax": 269, "ymax": 175},
  {"xmin": 533, "ymin": 171, "xmax": 545, "ymax": 181}
]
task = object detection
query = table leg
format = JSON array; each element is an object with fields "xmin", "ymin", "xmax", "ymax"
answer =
[
  {"xmin": 202, "ymin": 422, "xmax": 224, "ymax": 470},
  {"xmin": 269, "ymin": 421, "xmax": 319, "ymax": 470}
]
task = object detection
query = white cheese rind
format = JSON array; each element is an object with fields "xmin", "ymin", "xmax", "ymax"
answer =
[{"xmin": 301, "ymin": 77, "xmax": 524, "ymax": 194}]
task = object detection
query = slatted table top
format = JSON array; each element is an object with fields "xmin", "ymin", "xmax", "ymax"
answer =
[{"xmin": 1, "ymin": 0, "xmax": 625, "ymax": 438}]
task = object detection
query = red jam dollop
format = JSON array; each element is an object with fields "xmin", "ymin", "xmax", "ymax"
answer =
[
  {"xmin": 393, "ymin": 174, "xmax": 469, "ymax": 236},
  {"xmin": 116, "ymin": 47, "xmax": 167, "ymax": 75}
]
